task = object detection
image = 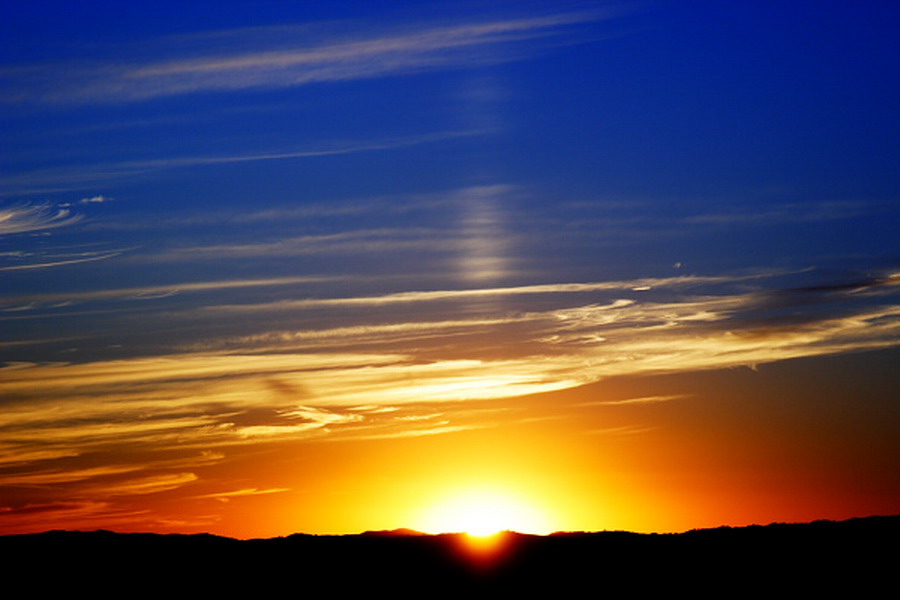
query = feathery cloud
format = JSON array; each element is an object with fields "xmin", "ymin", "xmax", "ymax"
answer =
[
  {"xmin": 0, "ymin": 203, "xmax": 81, "ymax": 235},
  {"xmin": 1, "ymin": 11, "xmax": 607, "ymax": 104},
  {"xmin": 0, "ymin": 275, "xmax": 331, "ymax": 309},
  {"xmin": 0, "ymin": 130, "xmax": 482, "ymax": 197},
  {"xmin": 2, "ymin": 270, "xmax": 897, "ymax": 455}
]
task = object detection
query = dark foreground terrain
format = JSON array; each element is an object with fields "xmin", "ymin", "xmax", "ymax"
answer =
[{"xmin": 4, "ymin": 516, "xmax": 896, "ymax": 593}]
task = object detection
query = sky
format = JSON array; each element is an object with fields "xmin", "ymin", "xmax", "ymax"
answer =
[{"xmin": 1, "ymin": 0, "xmax": 898, "ymax": 538}]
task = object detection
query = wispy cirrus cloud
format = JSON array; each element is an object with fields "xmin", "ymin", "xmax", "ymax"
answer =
[
  {"xmin": 196, "ymin": 273, "xmax": 767, "ymax": 313},
  {"xmin": 0, "ymin": 275, "xmax": 331, "ymax": 310},
  {"xmin": 0, "ymin": 203, "xmax": 81, "ymax": 235},
  {"xmin": 0, "ymin": 448, "xmax": 224, "ymax": 533},
  {"xmin": 0, "ymin": 202, "xmax": 124, "ymax": 271},
  {"xmin": 149, "ymin": 228, "xmax": 453, "ymax": 262},
  {"xmin": 2, "ymin": 288, "xmax": 896, "ymax": 466},
  {"xmin": 683, "ymin": 201, "xmax": 878, "ymax": 225},
  {"xmin": 79, "ymin": 472, "xmax": 200, "ymax": 497},
  {"xmin": 194, "ymin": 487, "xmax": 290, "ymax": 502},
  {"xmin": 1, "ymin": 10, "xmax": 609, "ymax": 104},
  {"xmin": 3, "ymin": 269, "xmax": 897, "ymax": 439},
  {"xmin": 0, "ymin": 249, "xmax": 125, "ymax": 272},
  {"xmin": 0, "ymin": 130, "xmax": 481, "ymax": 197}
]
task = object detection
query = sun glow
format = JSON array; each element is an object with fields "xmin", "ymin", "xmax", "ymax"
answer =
[{"xmin": 415, "ymin": 489, "xmax": 552, "ymax": 536}]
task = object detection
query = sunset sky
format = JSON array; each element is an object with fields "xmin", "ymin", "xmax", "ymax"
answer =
[{"xmin": 2, "ymin": 1, "xmax": 898, "ymax": 539}]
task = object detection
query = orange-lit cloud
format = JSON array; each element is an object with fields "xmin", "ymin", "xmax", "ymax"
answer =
[
  {"xmin": 3, "ymin": 271, "xmax": 897, "ymax": 463},
  {"xmin": 194, "ymin": 487, "xmax": 290, "ymax": 502}
]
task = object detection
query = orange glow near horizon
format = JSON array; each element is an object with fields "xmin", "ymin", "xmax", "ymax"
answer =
[
  {"xmin": 1, "ymin": 350, "xmax": 897, "ymax": 541},
  {"xmin": 412, "ymin": 488, "xmax": 554, "ymax": 536}
]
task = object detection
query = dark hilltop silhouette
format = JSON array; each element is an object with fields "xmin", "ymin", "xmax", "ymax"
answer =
[{"xmin": 3, "ymin": 516, "xmax": 896, "ymax": 593}]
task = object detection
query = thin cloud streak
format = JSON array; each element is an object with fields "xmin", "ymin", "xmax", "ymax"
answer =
[
  {"xmin": 199, "ymin": 317, "xmax": 522, "ymax": 353},
  {"xmin": 150, "ymin": 227, "xmax": 455, "ymax": 262},
  {"xmin": 79, "ymin": 473, "xmax": 199, "ymax": 497},
  {"xmin": 0, "ymin": 251, "xmax": 124, "ymax": 271},
  {"xmin": 194, "ymin": 488, "xmax": 290, "ymax": 501},
  {"xmin": 579, "ymin": 395, "xmax": 688, "ymax": 406},
  {"xmin": 0, "ymin": 275, "xmax": 332, "ymax": 308},
  {"xmin": 200, "ymin": 274, "xmax": 765, "ymax": 313},
  {"xmin": 683, "ymin": 201, "xmax": 876, "ymax": 225},
  {"xmin": 0, "ymin": 464, "xmax": 148, "ymax": 487},
  {"xmin": 0, "ymin": 130, "xmax": 482, "ymax": 196},
  {"xmin": 2, "ymin": 11, "xmax": 608, "ymax": 104}
]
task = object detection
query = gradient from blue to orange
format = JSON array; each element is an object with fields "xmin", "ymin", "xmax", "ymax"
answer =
[{"xmin": 1, "ymin": 1, "xmax": 898, "ymax": 538}]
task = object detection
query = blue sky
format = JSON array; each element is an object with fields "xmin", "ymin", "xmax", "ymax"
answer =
[{"xmin": 1, "ymin": 1, "xmax": 898, "ymax": 536}]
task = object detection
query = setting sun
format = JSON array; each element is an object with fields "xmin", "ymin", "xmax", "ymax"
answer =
[{"xmin": 414, "ymin": 489, "xmax": 552, "ymax": 536}]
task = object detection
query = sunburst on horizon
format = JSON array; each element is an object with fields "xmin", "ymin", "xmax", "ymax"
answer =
[{"xmin": 412, "ymin": 488, "xmax": 554, "ymax": 537}]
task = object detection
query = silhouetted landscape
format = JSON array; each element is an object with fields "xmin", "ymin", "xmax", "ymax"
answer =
[{"xmin": 5, "ymin": 516, "xmax": 896, "ymax": 592}]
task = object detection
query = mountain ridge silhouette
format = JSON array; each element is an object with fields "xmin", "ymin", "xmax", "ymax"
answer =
[{"xmin": 4, "ymin": 515, "xmax": 896, "ymax": 593}]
